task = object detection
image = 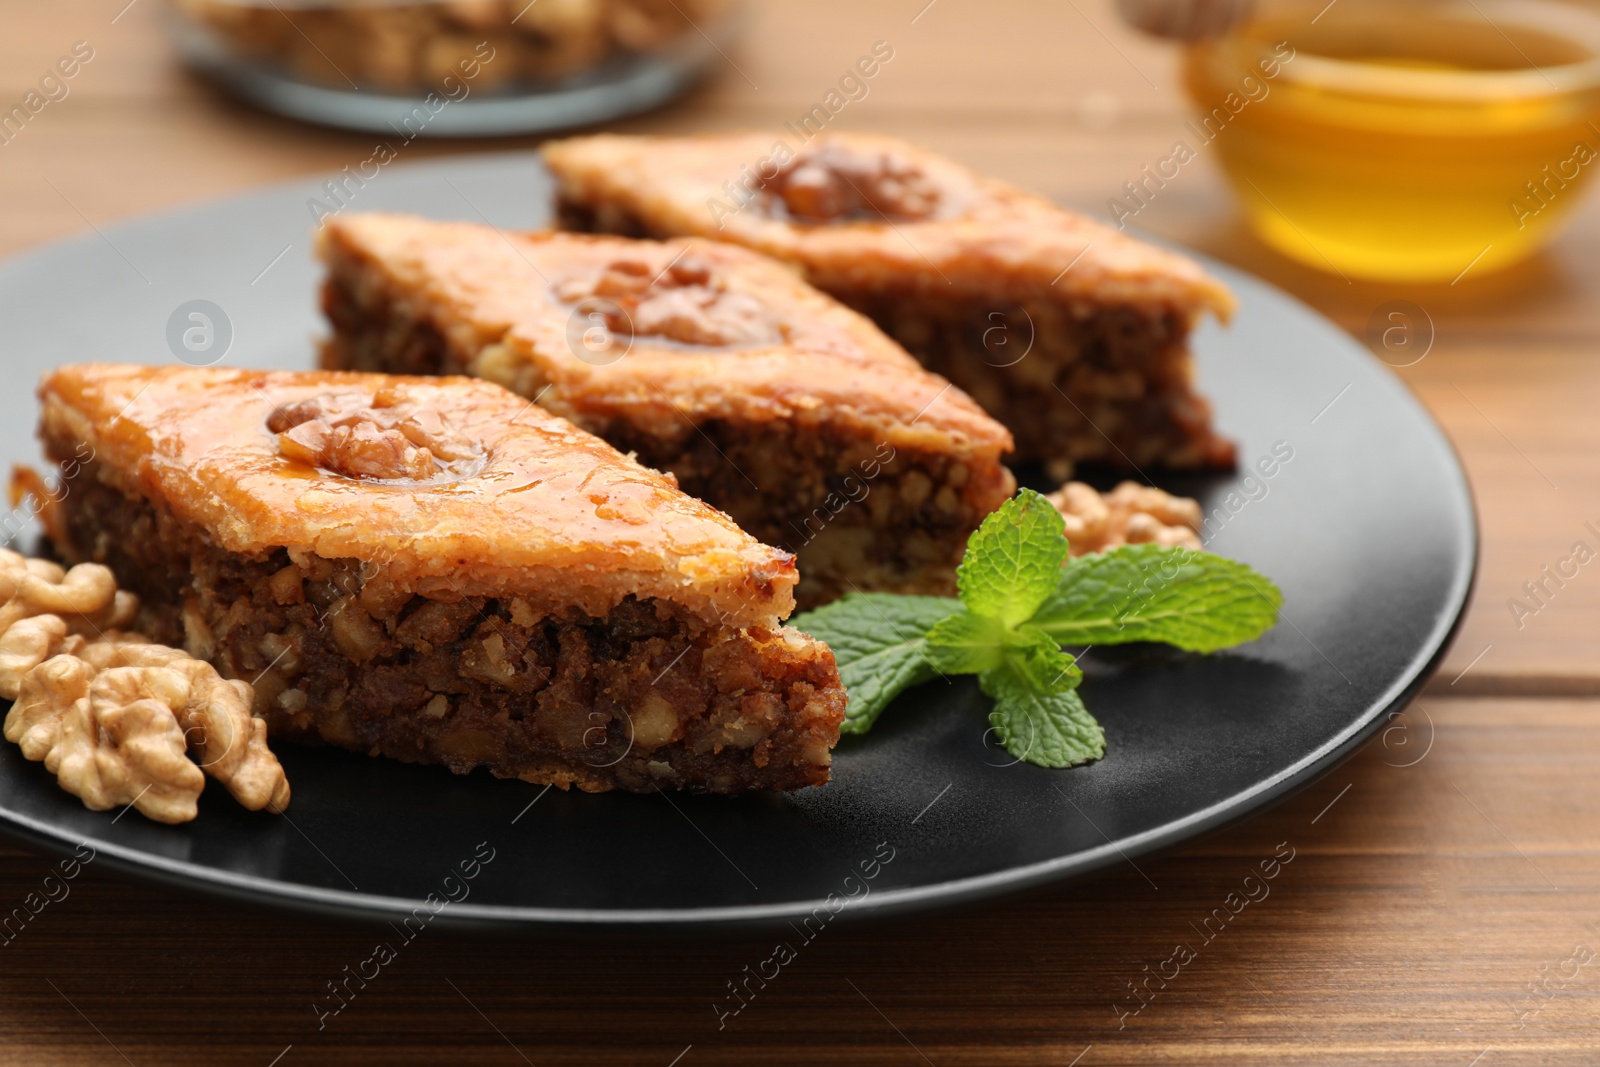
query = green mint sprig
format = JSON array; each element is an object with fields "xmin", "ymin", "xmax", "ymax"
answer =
[{"xmin": 792, "ymin": 489, "xmax": 1283, "ymax": 769}]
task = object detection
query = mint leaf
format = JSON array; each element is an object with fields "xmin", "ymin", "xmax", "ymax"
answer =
[
  {"xmin": 980, "ymin": 663, "xmax": 1104, "ymax": 768},
  {"xmin": 925, "ymin": 612, "xmax": 1005, "ymax": 675},
  {"xmin": 1002, "ymin": 625, "xmax": 1082, "ymax": 693},
  {"xmin": 791, "ymin": 593, "xmax": 964, "ymax": 733},
  {"xmin": 1031, "ymin": 544, "xmax": 1282, "ymax": 653},
  {"xmin": 793, "ymin": 501, "xmax": 1282, "ymax": 774},
  {"xmin": 956, "ymin": 489, "xmax": 1070, "ymax": 628}
]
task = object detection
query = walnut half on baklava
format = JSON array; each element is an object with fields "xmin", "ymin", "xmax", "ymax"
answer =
[
  {"xmin": 542, "ymin": 131, "xmax": 1239, "ymax": 478},
  {"xmin": 36, "ymin": 365, "xmax": 845, "ymax": 794},
  {"xmin": 317, "ymin": 213, "xmax": 1017, "ymax": 607}
]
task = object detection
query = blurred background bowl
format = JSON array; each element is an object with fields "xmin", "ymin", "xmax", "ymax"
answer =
[{"xmin": 168, "ymin": 0, "xmax": 746, "ymax": 136}]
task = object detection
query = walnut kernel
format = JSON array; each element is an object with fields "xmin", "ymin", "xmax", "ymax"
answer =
[{"xmin": 0, "ymin": 550, "xmax": 291, "ymax": 824}]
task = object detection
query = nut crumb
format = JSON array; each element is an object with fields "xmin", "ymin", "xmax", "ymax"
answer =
[{"xmin": 1047, "ymin": 480, "xmax": 1203, "ymax": 554}]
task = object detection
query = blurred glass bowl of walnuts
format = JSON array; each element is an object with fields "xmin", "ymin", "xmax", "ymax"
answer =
[{"xmin": 170, "ymin": 0, "xmax": 745, "ymax": 136}]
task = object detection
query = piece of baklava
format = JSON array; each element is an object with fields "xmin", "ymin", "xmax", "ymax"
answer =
[
  {"xmin": 542, "ymin": 131, "xmax": 1239, "ymax": 478},
  {"xmin": 36, "ymin": 365, "xmax": 845, "ymax": 794},
  {"xmin": 317, "ymin": 213, "xmax": 1016, "ymax": 606}
]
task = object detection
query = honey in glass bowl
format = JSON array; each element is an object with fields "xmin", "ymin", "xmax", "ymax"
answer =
[{"xmin": 1183, "ymin": 0, "xmax": 1600, "ymax": 281}]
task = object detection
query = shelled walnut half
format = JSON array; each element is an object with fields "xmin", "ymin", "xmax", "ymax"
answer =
[{"xmin": 0, "ymin": 550, "xmax": 290, "ymax": 825}]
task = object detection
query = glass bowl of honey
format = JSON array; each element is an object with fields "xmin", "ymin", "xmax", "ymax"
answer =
[{"xmin": 1182, "ymin": 0, "xmax": 1600, "ymax": 281}]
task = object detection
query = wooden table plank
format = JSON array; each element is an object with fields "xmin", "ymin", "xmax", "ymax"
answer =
[{"xmin": 0, "ymin": 698, "xmax": 1595, "ymax": 1066}]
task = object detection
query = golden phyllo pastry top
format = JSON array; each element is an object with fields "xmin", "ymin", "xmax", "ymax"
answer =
[{"xmin": 39, "ymin": 365, "xmax": 798, "ymax": 629}]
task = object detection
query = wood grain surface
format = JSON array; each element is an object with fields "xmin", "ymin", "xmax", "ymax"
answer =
[{"xmin": 1, "ymin": 0, "xmax": 1598, "ymax": 1063}]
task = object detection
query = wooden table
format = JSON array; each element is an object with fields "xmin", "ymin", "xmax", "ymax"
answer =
[{"xmin": 3, "ymin": 1, "xmax": 1599, "ymax": 1063}]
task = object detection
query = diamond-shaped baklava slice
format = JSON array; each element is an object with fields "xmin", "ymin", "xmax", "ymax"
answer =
[
  {"xmin": 318, "ymin": 212, "xmax": 1016, "ymax": 607},
  {"xmin": 37, "ymin": 364, "xmax": 845, "ymax": 794},
  {"xmin": 542, "ymin": 131, "xmax": 1238, "ymax": 479}
]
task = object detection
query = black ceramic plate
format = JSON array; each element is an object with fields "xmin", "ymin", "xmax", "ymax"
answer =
[{"xmin": 0, "ymin": 155, "xmax": 1474, "ymax": 930}]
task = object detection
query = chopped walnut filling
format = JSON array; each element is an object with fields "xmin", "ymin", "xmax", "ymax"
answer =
[
  {"xmin": 555, "ymin": 255, "xmax": 781, "ymax": 348},
  {"xmin": 1048, "ymin": 481, "xmax": 1203, "ymax": 554},
  {"xmin": 0, "ymin": 549, "xmax": 290, "ymax": 824},
  {"xmin": 760, "ymin": 143, "xmax": 946, "ymax": 224},
  {"xmin": 268, "ymin": 386, "xmax": 482, "ymax": 482}
]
